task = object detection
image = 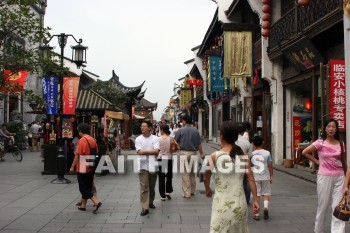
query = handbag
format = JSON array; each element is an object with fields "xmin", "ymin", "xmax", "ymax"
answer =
[
  {"xmin": 170, "ymin": 137, "xmax": 179, "ymax": 153},
  {"xmin": 333, "ymin": 195, "xmax": 350, "ymax": 221}
]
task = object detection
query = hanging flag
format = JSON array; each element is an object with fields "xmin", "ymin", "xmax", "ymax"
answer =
[
  {"xmin": 63, "ymin": 77, "xmax": 80, "ymax": 115},
  {"xmin": 209, "ymin": 56, "xmax": 224, "ymax": 93},
  {"xmin": 329, "ymin": 60, "xmax": 346, "ymax": 130},
  {"xmin": 42, "ymin": 77, "xmax": 59, "ymax": 114},
  {"xmin": 223, "ymin": 31, "xmax": 253, "ymax": 90}
]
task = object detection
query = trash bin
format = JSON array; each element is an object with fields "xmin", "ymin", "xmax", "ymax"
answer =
[{"xmin": 41, "ymin": 144, "xmax": 58, "ymax": 175}]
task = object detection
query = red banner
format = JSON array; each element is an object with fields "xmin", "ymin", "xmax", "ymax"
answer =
[
  {"xmin": 329, "ymin": 60, "xmax": 346, "ymax": 130},
  {"xmin": 293, "ymin": 116, "xmax": 302, "ymax": 149},
  {"xmin": 3, "ymin": 70, "xmax": 28, "ymax": 93},
  {"xmin": 63, "ymin": 77, "xmax": 80, "ymax": 115}
]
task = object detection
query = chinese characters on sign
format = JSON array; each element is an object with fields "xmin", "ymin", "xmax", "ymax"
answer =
[
  {"xmin": 293, "ymin": 116, "xmax": 302, "ymax": 149},
  {"xmin": 63, "ymin": 77, "xmax": 80, "ymax": 115},
  {"xmin": 42, "ymin": 77, "xmax": 59, "ymax": 114},
  {"xmin": 329, "ymin": 60, "xmax": 346, "ymax": 130},
  {"xmin": 180, "ymin": 88, "xmax": 192, "ymax": 109},
  {"xmin": 282, "ymin": 37, "xmax": 324, "ymax": 72},
  {"xmin": 209, "ymin": 56, "xmax": 224, "ymax": 93}
]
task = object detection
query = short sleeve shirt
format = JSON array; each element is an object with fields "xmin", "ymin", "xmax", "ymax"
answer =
[
  {"xmin": 135, "ymin": 134, "xmax": 160, "ymax": 172},
  {"xmin": 175, "ymin": 125, "xmax": 201, "ymax": 151},
  {"xmin": 312, "ymin": 139, "xmax": 344, "ymax": 176},
  {"xmin": 76, "ymin": 135, "xmax": 98, "ymax": 173},
  {"xmin": 251, "ymin": 149, "xmax": 273, "ymax": 181},
  {"xmin": 158, "ymin": 136, "xmax": 172, "ymax": 160}
]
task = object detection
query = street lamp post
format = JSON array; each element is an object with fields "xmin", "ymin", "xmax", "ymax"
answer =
[{"xmin": 40, "ymin": 33, "xmax": 88, "ymax": 184}]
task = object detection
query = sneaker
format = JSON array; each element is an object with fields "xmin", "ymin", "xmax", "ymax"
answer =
[
  {"xmin": 165, "ymin": 194, "xmax": 171, "ymax": 200},
  {"xmin": 264, "ymin": 208, "xmax": 269, "ymax": 220},
  {"xmin": 253, "ymin": 215, "xmax": 260, "ymax": 221},
  {"xmin": 160, "ymin": 197, "xmax": 167, "ymax": 201}
]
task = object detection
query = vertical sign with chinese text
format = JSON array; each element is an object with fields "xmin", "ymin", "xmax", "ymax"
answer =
[
  {"xmin": 329, "ymin": 60, "xmax": 346, "ymax": 130},
  {"xmin": 293, "ymin": 116, "xmax": 302, "ymax": 149},
  {"xmin": 180, "ymin": 89, "xmax": 192, "ymax": 109},
  {"xmin": 63, "ymin": 77, "xmax": 80, "ymax": 115},
  {"xmin": 42, "ymin": 77, "xmax": 59, "ymax": 114}
]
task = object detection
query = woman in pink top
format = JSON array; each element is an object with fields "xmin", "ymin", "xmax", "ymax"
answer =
[
  {"xmin": 157, "ymin": 124, "xmax": 173, "ymax": 201},
  {"xmin": 302, "ymin": 119, "xmax": 347, "ymax": 233}
]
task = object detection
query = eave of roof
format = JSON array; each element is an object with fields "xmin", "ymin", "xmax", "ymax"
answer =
[
  {"xmin": 198, "ymin": 8, "xmax": 221, "ymax": 57},
  {"xmin": 184, "ymin": 58, "xmax": 195, "ymax": 65}
]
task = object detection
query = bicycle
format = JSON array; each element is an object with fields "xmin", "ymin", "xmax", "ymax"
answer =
[{"xmin": 0, "ymin": 136, "xmax": 23, "ymax": 162}]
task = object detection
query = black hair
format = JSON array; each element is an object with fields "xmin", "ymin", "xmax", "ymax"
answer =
[
  {"xmin": 77, "ymin": 123, "xmax": 90, "ymax": 134},
  {"xmin": 141, "ymin": 120, "xmax": 152, "ymax": 128},
  {"xmin": 252, "ymin": 135, "xmax": 263, "ymax": 147},
  {"xmin": 181, "ymin": 114, "xmax": 192, "ymax": 124},
  {"xmin": 220, "ymin": 121, "xmax": 243, "ymax": 160},
  {"xmin": 1, "ymin": 123, "xmax": 7, "ymax": 127},
  {"xmin": 160, "ymin": 124, "xmax": 170, "ymax": 135},
  {"xmin": 244, "ymin": 121, "xmax": 251, "ymax": 131},
  {"xmin": 321, "ymin": 118, "xmax": 340, "ymax": 141},
  {"xmin": 236, "ymin": 122, "xmax": 246, "ymax": 134}
]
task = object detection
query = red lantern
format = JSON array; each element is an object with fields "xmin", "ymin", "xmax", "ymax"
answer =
[
  {"xmin": 261, "ymin": 29, "xmax": 270, "ymax": 38},
  {"xmin": 305, "ymin": 98, "xmax": 312, "ymax": 111},
  {"xmin": 298, "ymin": 0, "xmax": 311, "ymax": 7},
  {"xmin": 262, "ymin": 21, "xmax": 271, "ymax": 29},
  {"xmin": 262, "ymin": 0, "xmax": 271, "ymax": 4},
  {"xmin": 262, "ymin": 13, "xmax": 271, "ymax": 21},
  {"xmin": 262, "ymin": 4, "xmax": 271, "ymax": 13}
]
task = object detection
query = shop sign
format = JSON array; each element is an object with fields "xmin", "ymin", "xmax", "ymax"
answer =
[
  {"xmin": 3, "ymin": 70, "xmax": 28, "ymax": 92},
  {"xmin": 329, "ymin": 60, "xmax": 346, "ymax": 130},
  {"xmin": 180, "ymin": 88, "xmax": 192, "ymax": 108},
  {"xmin": 293, "ymin": 116, "xmax": 302, "ymax": 149},
  {"xmin": 42, "ymin": 77, "xmax": 59, "ymax": 114},
  {"xmin": 209, "ymin": 56, "xmax": 224, "ymax": 92},
  {"xmin": 63, "ymin": 77, "xmax": 80, "ymax": 115},
  {"xmin": 62, "ymin": 118, "xmax": 73, "ymax": 139},
  {"xmin": 223, "ymin": 31, "xmax": 252, "ymax": 90},
  {"xmin": 282, "ymin": 37, "xmax": 324, "ymax": 72}
]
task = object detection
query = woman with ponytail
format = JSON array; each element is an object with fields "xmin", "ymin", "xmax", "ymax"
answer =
[{"xmin": 204, "ymin": 121, "xmax": 259, "ymax": 233}]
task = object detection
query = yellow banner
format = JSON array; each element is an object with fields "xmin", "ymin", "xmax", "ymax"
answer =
[
  {"xmin": 180, "ymin": 89, "xmax": 192, "ymax": 108},
  {"xmin": 224, "ymin": 31, "xmax": 252, "ymax": 90}
]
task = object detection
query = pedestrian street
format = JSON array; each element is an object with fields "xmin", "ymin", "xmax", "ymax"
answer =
[{"xmin": 0, "ymin": 142, "xmax": 346, "ymax": 233}]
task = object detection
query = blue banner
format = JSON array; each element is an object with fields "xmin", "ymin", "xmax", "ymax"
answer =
[
  {"xmin": 209, "ymin": 56, "xmax": 224, "ymax": 92},
  {"xmin": 42, "ymin": 77, "xmax": 59, "ymax": 114}
]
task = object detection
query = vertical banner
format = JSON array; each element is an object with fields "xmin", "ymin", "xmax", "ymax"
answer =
[
  {"xmin": 293, "ymin": 116, "xmax": 302, "ymax": 149},
  {"xmin": 329, "ymin": 60, "xmax": 346, "ymax": 130},
  {"xmin": 209, "ymin": 56, "xmax": 224, "ymax": 93},
  {"xmin": 63, "ymin": 77, "xmax": 80, "ymax": 115},
  {"xmin": 223, "ymin": 31, "xmax": 252, "ymax": 89},
  {"xmin": 180, "ymin": 88, "xmax": 192, "ymax": 109},
  {"xmin": 42, "ymin": 77, "xmax": 59, "ymax": 114}
]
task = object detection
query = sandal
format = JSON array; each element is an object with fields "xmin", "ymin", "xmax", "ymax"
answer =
[{"xmin": 93, "ymin": 202, "xmax": 102, "ymax": 214}]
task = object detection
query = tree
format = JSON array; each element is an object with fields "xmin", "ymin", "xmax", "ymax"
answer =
[
  {"xmin": 0, "ymin": 0, "xmax": 51, "ymax": 100},
  {"xmin": 90, "ymin": 80, "xmax": 129, "ymax": 111}
]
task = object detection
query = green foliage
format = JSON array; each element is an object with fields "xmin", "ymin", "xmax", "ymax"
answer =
[
  {"xmin": 7, "ymin": 121, "xmax": 27, "ymax": 150},
  {"xmin": 90, "ymin": 80, "xmax": 129, "ymax": 110},
  {"xmin": 0, "ymin": 0, "xmax": 53, "ymax": 99},
  {"xmin": 23, "ymin": 89, "xmax": 45, "ymax": 106}
]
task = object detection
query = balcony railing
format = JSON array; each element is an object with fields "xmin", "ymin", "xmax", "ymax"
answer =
[{"xmin": 269, "ymin": 0, "xmax": 342, "ymax": 50}]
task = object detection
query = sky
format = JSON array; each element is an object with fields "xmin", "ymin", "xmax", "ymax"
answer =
[{"xmin": 45, "ymin": 0, "xmax": 217, "ymax": 120}]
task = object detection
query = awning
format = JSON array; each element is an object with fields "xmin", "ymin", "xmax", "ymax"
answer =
[
  {"xmin": 134, "ymin": 114, "xmax": 145, "ymax": 120},
  {"xmin": 105, "ymin": 110, "xmax": 129, "ymax": 120},
  {"xmin": 76, "ymin": 90, "xmax": 121, "ymax": 111}
]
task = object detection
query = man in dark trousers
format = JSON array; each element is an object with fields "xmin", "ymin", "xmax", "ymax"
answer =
[{"xmin": 175, "ymin": 114, "xmax": 205, "ymax": 198}]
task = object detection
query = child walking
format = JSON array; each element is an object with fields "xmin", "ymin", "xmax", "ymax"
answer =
[{"xmin": 251, "ymin": 135, "xmax": 273, "ymax": 221}]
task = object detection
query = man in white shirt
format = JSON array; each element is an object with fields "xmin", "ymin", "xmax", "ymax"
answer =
[
  {"xmin": 235, "ymin": 122, "xmax": 253, "ymax": 204},
  {"xmin": 135, "ymin": 121, "xmax": 160, "ymax": 216}
]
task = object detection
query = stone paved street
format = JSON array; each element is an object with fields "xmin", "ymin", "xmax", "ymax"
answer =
[{"xmin": 0, "ymin": 142, "xmax": 348, "ymax": 233}]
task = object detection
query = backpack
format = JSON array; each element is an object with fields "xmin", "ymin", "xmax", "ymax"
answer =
[{"xmin": 84, "ymin": 137, "xmax": 100, "ymax": 169}]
